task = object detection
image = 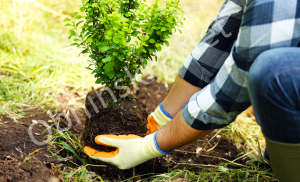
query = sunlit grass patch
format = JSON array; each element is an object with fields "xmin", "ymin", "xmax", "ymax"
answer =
[
  {"xmin": 0, "ymin": 0, "xmax": 95, "ymax": 119},
  {"xmin": 225, "ymin": 112, "xmax": 266, "ymax": 160},
  {"xmin": 141, "ymin": 167, "xmax": 276, "ymax": 182}
]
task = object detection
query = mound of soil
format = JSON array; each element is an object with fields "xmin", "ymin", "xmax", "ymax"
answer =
[
  {"xmin": 81, "ymin": 91, "xmax": 168, "ymax": 180},
  {"xmin": 82, "ymin": 91, "xmax": 148, "ymax": 151}
]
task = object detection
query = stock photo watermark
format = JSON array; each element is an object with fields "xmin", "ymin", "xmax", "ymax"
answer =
[
  {"xmin": 28, "ymin": 20, "xmax": 233, "ymax": 146},
  {"xmin": 28, "ymin": 66, "xmax": 149, "ymax": 146}
]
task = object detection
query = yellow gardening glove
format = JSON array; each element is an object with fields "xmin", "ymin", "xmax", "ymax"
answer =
[
  {"xmin": 146, "ymin": 103, "xmax": 173, "ymax": 134},
  {"xmin": 84, "ymin": 132, "xmax": 173, "ymax": 170}
]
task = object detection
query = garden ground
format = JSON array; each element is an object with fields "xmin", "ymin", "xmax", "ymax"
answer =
[{"xmin": 0, "ymin": 78, "xmax": 275, "ymax": 181}]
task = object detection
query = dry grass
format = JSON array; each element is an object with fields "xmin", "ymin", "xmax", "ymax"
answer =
[{"xmin": 0, "ymin": 0, "xmax": 95, "ymax": 118}]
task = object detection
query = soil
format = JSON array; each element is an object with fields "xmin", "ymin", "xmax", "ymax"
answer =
[
  {"xmin": 82, "ymin": 91, "xmax": 148, "ymax": 152},
  {"xmin": 135, "ymin": 76, "xmax": 172, "ymax": 113},
  {"xmin": 0, "ymin": 77, "xmax": 248, "ymax": 181},
  {"xmin": 0, "ymin": 114, "xmax": 60, "ymax": 182}
]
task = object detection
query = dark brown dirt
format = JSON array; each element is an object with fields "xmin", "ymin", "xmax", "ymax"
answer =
[
  {"xmin": 135, "ymin": 76, "xmax": 172, "ymax": 113},
  {"xmin": 0, "ymin": 77, "xmax": 248, "ymax": 181},
  {"xmin": 173, "ymin": 135, "xmax": 246, "ymax": 167},
  {"xmin": 82, "ymin": 91, "xmax": 148, "ymax": 152},
  {"xmin": 0, "ymin": 114, "xmax": 60, "ymax": 182}
]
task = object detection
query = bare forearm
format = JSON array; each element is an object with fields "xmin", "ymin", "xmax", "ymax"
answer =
[
  {"xmin": 156, "ymin": 110, "xmax": 214, "ymax": 152},
  {"xmin": 162, "ymin": 75, "xmax": 202, "ymax": 117}
]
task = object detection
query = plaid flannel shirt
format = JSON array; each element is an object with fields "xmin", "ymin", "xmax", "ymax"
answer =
[{"xmin": 179, "ymin": 0, "xmax": 300, "ymax": 130}]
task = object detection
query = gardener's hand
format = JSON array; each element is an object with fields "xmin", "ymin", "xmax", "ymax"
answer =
[
  {"xmin": 84, "ymin": 132, "xmax": 172, "ymax": 170},
  {"xmin": 146, "ymin": 103, "xmax": 173, "ymax": 134}
]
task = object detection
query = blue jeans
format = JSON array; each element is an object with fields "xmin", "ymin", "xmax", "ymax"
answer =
[{"xmin": 248, "ymin": 47, "xmax": 300, "ymax": 158}]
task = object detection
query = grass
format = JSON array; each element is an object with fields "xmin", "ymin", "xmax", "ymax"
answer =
[
  {"xmin": 48, "ymin": 127, "xmax": 107, "ymax": 181},
  {"xmin": 49, "ymin": 126, "xmax": 274, "ymax": 182},
  {"xmin": 0, "ymin": 0, "xmax": 274, "ymax": 181},
  {"xmin": 124, "ymin": 168, "xmax": 276, "ymax": 182},
  {"xmin": 0, "ymin": 0, "xmax": 95, "ymax": 119}
]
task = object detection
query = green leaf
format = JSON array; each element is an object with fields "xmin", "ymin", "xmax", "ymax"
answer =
[
  {"xmin": 105, "ymin": 35, "xmax": 112, "ymax": 40},
  {"xmin": 165, "ymin": 41, "xmax": 169, "ymax": 46},
  {"xmin": 113, "ymin": 36, "xmax": 120, "ymax": 44},
  {"xmin": 138, "ymin": 36, "xmax": 144, "ymax": 41},
  {"xmin": 165, "ymin": 35, "xmax": 171, "ymax": 39},
  {"xmin": 117, "ymin": 55, "xmax": 123, "ymax": 61},
  {"xmin": 73, "ymin": 12, "xmax": 78, "ymax": 17},
  {"xmin": 103, "ymin": 62, "xmax": 115, "ymax": 72},
  {"xmin": 149, "ymin": 49, "xmax": 155, "ymax": 54},
  {"xmin": 113, "ymin": 52, "xmax": 118, "ymax": 56},
  {"xmin": 58, "ymin": 141, "xmax": 84, "ymax": 165},
  {"xmin": 131, "ymin": 31, "xmax": 139, "ymax": 37},
  {"xmin": 96, "ymin": 78, "xmax": 103, "ymax": 84},
  {"xmin": 161, "ymin": 27, "xmax": 167, "ymax": 31},
  {"xmin": 65, "ymin": 23, "xmax": 72, "ymax": 26},
  {"xmin": 75, "ymin": 15, "xmax": 82, "ymax": 19},
  {"xmin": 64, "ymin": 17, "xmax": 71, "ymax": 22},
  {"xmin": 69, "ymin": 30, "xmax": 76, "ymax": 36},
  {"xmin": 149, "ymin": 39, "xmax": 156, "ymax": 43},
  {"xmin": 115, "ymin": 33, "xmax": 123, "ymax": 38},
  {"xmin": 102, "ymin": 57, "xmax": 112, "ymax": 63},
  {"xmin": 80, "ymin": 49, "xmax": 88, "ymax": 54},
  {"xmin": 107, "ymin": 30, "xmax": 114, "ymax": 36},
  {"xmin": 113, "ymin": 25, "xmax": 119, "ymax": 30},
  {"xmin": 92, "ymin": 67, "xmax": 101, "ymax": 74},
  {"xmin": 130, "ymin": 95, "xmax": 136, "ymax": 99},
  {"xmin": 70, "ymin": 43, "xmax": 79, "ymax": 46},
  {"xmin": 73, "ymin": 38, "xmax": 80, "ymax": 41},
  {"xmin": 98, "ymin": 46, "xmax": 111, "ymax": 52},
  {"xmin": 116, "ymin": 72, "xmax": 125, "ymax": 78},
  {"xmin": 157, "ymin": 45, "xmax": 162, "ymax": 51},
  {"xmin": 82, "ymin": 24, "xmax": 89, "ymax": 29},
  {"xmin": 98, "ymin": 62, "xmax": 104, "ymax": 67},
  {"xmin": 86, "ymin": 38, "xmax": 93, "ymax": 42},
  {"xmin": 105, "ymin": 70, "xmax": 115, "ymax": 79},
  {"xmin": 146, "ymin": 29, "xmax": 153, "ymax": 35},
  {"xmin": 142, "ymin": 59, "xmax": 147, "ymax": 69}
]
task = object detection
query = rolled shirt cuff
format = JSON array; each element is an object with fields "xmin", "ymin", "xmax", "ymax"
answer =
[{"xmin": 181, "ymin": 92, "xmax": 231, "ymax": 130}]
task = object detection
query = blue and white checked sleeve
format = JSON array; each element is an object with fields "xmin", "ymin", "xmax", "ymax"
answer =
[
  {"xmin": 179, "ymin": 0, "xmax": 244, "ymax": 88},
  {"xmin": 182, "ymin": 0, "xmax": 300, "ymax": 130}
]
